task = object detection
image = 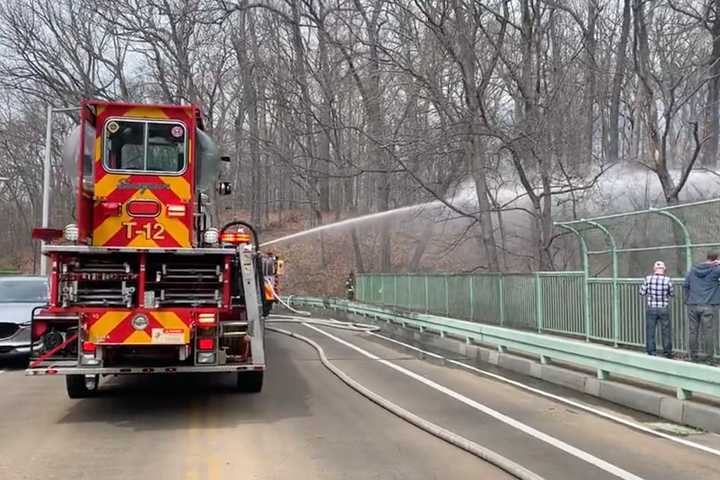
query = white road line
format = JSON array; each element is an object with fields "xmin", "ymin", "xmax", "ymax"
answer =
[
  {"xmin": 271, "ymin": 325, "xmax": 544, "ymax": 480},
  {"xmin": 305, "ymin": 323, "xmax": 645, "ymax": 480},
  {"xmin": 370, "ymin": 332, "xmax": 720, "ymax": 459}
]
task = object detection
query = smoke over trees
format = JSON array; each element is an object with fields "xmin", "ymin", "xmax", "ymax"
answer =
[{"xmin": 0, "ymin": 0, "xmax": 719, "ymax": 274}]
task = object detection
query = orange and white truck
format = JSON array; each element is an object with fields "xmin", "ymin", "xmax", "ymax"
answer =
[{"xmin": 28, "ymin": 100, "xmax": 279, "ymax": 398}]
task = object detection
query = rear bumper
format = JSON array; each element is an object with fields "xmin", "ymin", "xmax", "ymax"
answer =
[
  {"xmin": 0, "ymin": 327, "xmax": 33, "ymax": 359},
  {"xmin": 26, "ymin": 363, "xmax": 265, "ymax": 376},
  {"xmin": 0, "ymin": 345, "xmax": 31, "ymax": 360}
]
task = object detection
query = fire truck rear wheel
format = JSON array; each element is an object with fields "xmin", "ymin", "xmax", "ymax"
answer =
[
  {"xmin": 236, "ymin": 371, "xmax": 263, "ymax": 393},
  {"xmin": 66, "ymin": 374, "xmax": 99, "ymax": 399}
]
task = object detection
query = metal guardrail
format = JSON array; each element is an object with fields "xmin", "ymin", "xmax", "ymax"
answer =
[{"xmin": 287, "ymin": 296, "xmax": 720, "ymax": 402}]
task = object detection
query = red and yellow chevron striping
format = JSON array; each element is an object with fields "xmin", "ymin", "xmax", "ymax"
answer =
[
  {"xmin": 90, "ymin": 103, "xmax": 196, "ymax": 248},
  {"xmin": 87, "ymin": 310, "xmax": 192, "ymax": 345}
]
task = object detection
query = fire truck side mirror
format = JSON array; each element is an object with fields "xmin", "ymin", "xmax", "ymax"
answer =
[
  {"xmin": 217, "ymin": 181, "xmax": 232, "ymax": 195},
  {"xmin": 220, "ymin": 155, "xmax": 231, "ymax": 162}
]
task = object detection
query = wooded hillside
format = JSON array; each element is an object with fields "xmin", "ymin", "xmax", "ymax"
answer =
[{"xmin": 1, "ymin": 0, "xmax": 719, "ymax": 281}]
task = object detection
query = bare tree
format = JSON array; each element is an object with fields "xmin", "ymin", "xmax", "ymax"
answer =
[{"xmin": 633, "ymin": 0, "xmax": 706, "ymax": 205}]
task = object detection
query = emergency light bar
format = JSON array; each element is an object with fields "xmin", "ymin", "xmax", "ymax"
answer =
[{"xmin": 220, "ymin": 230, "xmax": 252, "ymax": 245}]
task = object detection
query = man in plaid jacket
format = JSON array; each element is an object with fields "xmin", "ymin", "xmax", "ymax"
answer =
[{"xmin": 640, "ymin": 261, "xmax": 674, "ymax": 358}]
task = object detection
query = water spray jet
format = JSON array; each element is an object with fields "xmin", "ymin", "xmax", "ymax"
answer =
[{"xmin": 260, "ymin": 200, "xmax": 441, "ymax": 247}]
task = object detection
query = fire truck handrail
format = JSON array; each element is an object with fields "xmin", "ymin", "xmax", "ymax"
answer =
[
  {"xmin": 42, "ymin": 245, "xmax": 235, "ymax": 255},
  {"xmin": 33, "ymin": 315, "xmax": 80, "ymax": 321}
]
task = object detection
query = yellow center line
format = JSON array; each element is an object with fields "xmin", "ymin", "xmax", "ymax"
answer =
[
  {"xmin": 205, "ymin": 396, "xmax": 222, "ymax": 480},
  {"xmin": 207, "ymin": 454, "xmax": 221, "ymax": 480},
  {"xmin": 183, "ymin": 398, "xmax": 204, "ymax": 480}
]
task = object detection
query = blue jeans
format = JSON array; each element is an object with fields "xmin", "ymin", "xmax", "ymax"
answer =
[{"xmin": 646, "ymin": 307, "xmax": 672, "ymax": 357}]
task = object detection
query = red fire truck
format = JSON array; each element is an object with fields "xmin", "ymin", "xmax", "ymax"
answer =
[{"xmin": 28, "ymin": 100, "xmax": 279, "ymax": 398}]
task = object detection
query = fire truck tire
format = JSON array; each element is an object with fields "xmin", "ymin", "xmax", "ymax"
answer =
[
  {"xmin": 66, "ymin": 374, "xmax": 99, "ymax": 399},
  {"xmin": 236, "ymin": 371, "xmax": 263, "ymax": 393}
]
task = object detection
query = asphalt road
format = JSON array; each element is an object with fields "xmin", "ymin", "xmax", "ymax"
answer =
[{"xmin": 1, "ymin": 317, "xmax": 719, "ymax": 480}]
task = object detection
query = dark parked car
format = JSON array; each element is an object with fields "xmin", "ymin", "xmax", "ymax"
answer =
[{"xmin": 0, "ymin": 276, "xmax": 48, "ymax": 361}]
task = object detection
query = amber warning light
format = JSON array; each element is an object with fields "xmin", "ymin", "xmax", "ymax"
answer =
[{"xmin": 221, "ymin": 229, "xmax": 252, "ymax": 245}]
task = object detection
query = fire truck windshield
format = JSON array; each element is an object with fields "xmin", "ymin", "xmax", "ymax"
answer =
[{"xmin": 104, "ymin": 119, "xmax": 186, "ymax": 174}]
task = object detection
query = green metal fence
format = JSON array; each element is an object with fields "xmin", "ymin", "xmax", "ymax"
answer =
[
  {"xmin": 354, "ymin": 199, "xmax": 720, "ymax": 357},
  {"xmin": 356, "ymin": 272, "xmax": 708, "ymax": 356}
]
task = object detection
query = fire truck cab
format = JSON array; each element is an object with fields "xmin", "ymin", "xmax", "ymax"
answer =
[{"xmin": 28, "ymin": 100, "xmax": 278, "ymax": 398}]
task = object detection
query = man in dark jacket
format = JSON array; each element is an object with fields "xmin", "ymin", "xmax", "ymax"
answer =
[{"xmin": 683, "ymin": 252, "xmax": 720, "ymax": 364}]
